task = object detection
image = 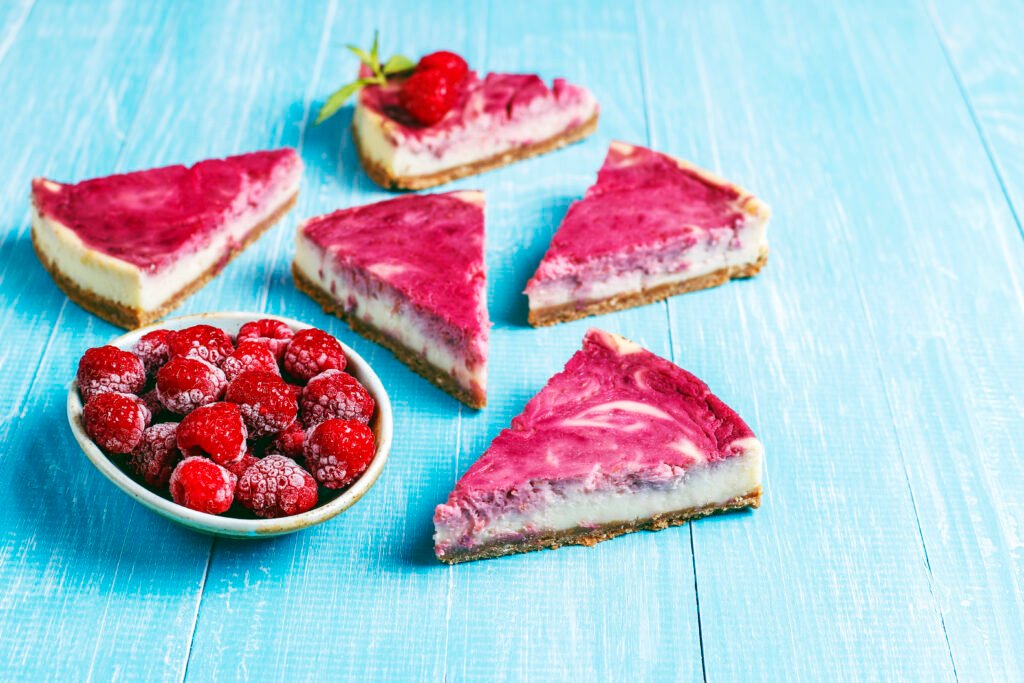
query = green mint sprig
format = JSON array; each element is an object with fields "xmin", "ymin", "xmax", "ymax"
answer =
[{"xmin": 315, "ymin": 31, "xmax": 415, "ymax": 125}]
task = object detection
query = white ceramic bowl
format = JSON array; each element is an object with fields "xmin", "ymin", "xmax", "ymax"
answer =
[{"xmin": 67, "ymin": 312, "xmax": 393, "ymax": 538}]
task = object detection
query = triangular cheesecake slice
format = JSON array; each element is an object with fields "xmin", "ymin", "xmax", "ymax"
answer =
[
  {"xmin": 293, "ymin": 191, "xmax": 489, "ymax": 408},
  {"xmin": 525, "ymin": 142, "xmax": 770, "ymax": 326},
  {"xmin": 434, "ymin": 329, "xmax": 763, "ymax": 563},
  {"xmin": 31, "ymin": 149, "xmax": 302, "ymax": 329},
  {"xmin": 354, "ymin": 71, "xmax": 598, "ymax": 190}
]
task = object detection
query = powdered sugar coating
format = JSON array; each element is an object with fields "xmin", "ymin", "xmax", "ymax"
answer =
[
  {"xmin": 169, "ymin": 457, "xmax": 237, "ymax": 514},
  {"xmin": 82, "ymin": 391, "xmax": 150, "ymax": 454},
  {"xmin": 237, "ymin": 454, "xmax": 318, "ymax": 518},
  {"xmin": 176, "ymin": 401, "xmax": 248, "ymax": 466},
  {"xmin": 156, "ymin": 356, "xmax": 227, "ymax": 414},
  {"xmin": 77, "ymin": 346, "xmax": 146, "ymax": 403},
  {"xmin": 283, "ymin": 328, "xmax": 347, "ymax": 382},
  {"xmin": 237, "ymin": 319, "xmax": 294, "ymax": 361},
  {"xmin": 221, "ymin": 340, "xmax": 279, "ymax": 381},
  {"xmin": 304, "ymin": 418, "xmax": 375, "ymax": 489},
  {"xmin": 224, "ymin": 370, "xmax": 297, "ymax": 438},
  {"xmin": 300, "ymin": 369, "xmax": 375, "ymax": 428},
  {"xmin": 129, "ymin": 423, "xmax": 182, "ymax": 487}
]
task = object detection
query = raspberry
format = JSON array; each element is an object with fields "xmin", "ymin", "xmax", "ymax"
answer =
[
  {"xmin": 133, "ymin": 329, "xmax": 171, "ymax": 378},
  {"xmin": 156, "ymin": 356, "xmax": 227, "ymax": 414},
  {"xmin": 300, "ymin": 369, "xmax": 375, "ymax": 428},
  {"xmin": 77, "ymin": 345, "xmax": 146, "ymax": 402},
  {"xmin": 82, "ymin": 392, "xmax": 150, "ymax": 454},
  {"xmin": 237, "ymin": 454, "xmax": 318, "ymax": 518},
  {"xmin": 418, "ymin": 51, "xmax": 469, "ymax": 85},
  {"xmin": 169, "ymin": 457, "xmax": 236, "ymax": 514},
  {"xmin": 138, "ymin": 388, "xmax": 163, "ymax": 418},
  {"xmin": 222, "ymin": 341, "xmax": 279, "ymax": 381},
  {"xmin": 399, "ymin": 68, "xmax": 459, "ymax": 125},
  {"xmin": 237, "ymin": 319, "xmax": 294, "ymax": 361},
  {"xmin": 304, "ymin": 419, "xmax": 375, "ymax": 489},
  {"xmin": 224, "ymin": 449, "xmax": 259, "ymax": 480},
  {"xmin": 129, "ymin": 423, "xmax": 182, "ymax": 487},
  {"xmin": 269, "ymin": 420, "xmax": 305, "ymax": 460},
  {"xmin": 283, "ymin": 328, "xmax": 347, "ymax": 382},
  {"xmin": 176, "ymin": 402, "xmax": 248, "ymax": 465},
  {"xmin": 224, "ymin": 370, "xmax": 297, "ymax": 438},
  {"xmin": 167, "ymin": 325, "xmax": 234, "ymax": 367}
]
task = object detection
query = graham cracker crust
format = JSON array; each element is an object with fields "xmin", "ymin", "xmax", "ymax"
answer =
[
  {"xmin": 32, "ymin": 192, "xmax": 298, "ymax": 329},
  {"xmin": 528, "ymin": 249, "xmax": 769, "ymax": 327},
  {"xmin": 354, "ymin": 112, "xmax": 599, "ymax": 191},
  {"xmin": 437, "ymin": 488, "xmax": 761, "ymax": 564},
  {"xmin": 292, "ymin": 264, "xmax": 486, "ymax": 409}
]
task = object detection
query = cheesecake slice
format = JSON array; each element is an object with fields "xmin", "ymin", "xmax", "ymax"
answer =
[
  {"xmin": 433, "ymin": 328, "xmax": 763, "ymax": 563},
  {"xmin": 32, "ymin": 149, "xmax": 302, "ymax": 329},
  {"xmin": 525, "ymin": 142, "xmax": 770, "ymax": 326},
  {"xmin": 293, "ymin": 191, "xmax": 489, "ymax": 408},
  {"xmin": 353, "ymin": 71, "xmax": 599, "ymax": 190}
]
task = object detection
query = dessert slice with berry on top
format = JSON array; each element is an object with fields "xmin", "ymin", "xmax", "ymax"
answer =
[
  {"xmin": 315, "ymin": 34, "xmax": 599, "ymax": 190},
  {"xmin": 293, "ymin": 191, "xmax": 489, "ymax": 408},
  {"xmin": 525, "ymin": 142, "xmax": 771, "ymax": 326},
  {"xmin": 433, "ymin": 328, "xmax": 763, "ymax": 563},
  {"xmin": 32, "ymin": 149, "xmax": 302, "ymax": 329}
]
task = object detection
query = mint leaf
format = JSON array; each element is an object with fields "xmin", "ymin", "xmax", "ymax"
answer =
[
  {"xmin": 383, "ymin": 54, "xmax": 415, "ymax": 75},
  {"xmin": 345, "ymin": 44, "xmax": 373, "ymax": 68},
  {"xmin": 315, "ymin": 78, "xmax": 374, "ymax": 125},
  {"xmin": 317, "ymin": 32, "xmax": 409, "ymax": 126},
  {"xmin": 370, "ymin": 30, "xmax": 379, "ymax": 68}
]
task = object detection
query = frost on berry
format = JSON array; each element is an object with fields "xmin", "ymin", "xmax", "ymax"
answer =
[
  {"xmin": 176, "ymin": 402, "xmax": 248, "ymax": 466},
  {"xmin": 237, "ymin": 454, "xmax": 318, "ymax": 518},
  {"xmin": 269, "ymin": 420, "xmax": 306, "ymax": 460},
  {"xmin": 224, "ymin": 370, "xmax": 297, "ymax": 438},
  {"xmin": 156, "ymin": 356, "xmax": 227, "ymax": 415},
  {"xmin": 129, "ymin": 423, "xmax": 182, "ymax": 487},
  {"xmin": 225, "ymin": 450, "xmax": 259, "ymax": 480},
  {"xmin": 169, "ymin": 457, "xmax": 236, "ymax": 514},
  {"xmin": 167, "ymin": 325, "xmax": 234, "ymax": 367},
  {"xmin": 77, "ymin": 345, "xmax": 146, "ymax": 402},
  {"xmin": 304, "ymin": 418, "xmax": 376, "ymax": 489},
  {"xmin": 82, "ymin": 392, "xmax": 150, "ymax": 454},
  {"xmin": 133, "ymin": 329, "xmax": 172, "ymax": 378},
  {"xmin": 237, "ymin": 319, "xmax": 295, "ymax": 361},
  {"xmin": 300, "ymin": 369, "xmax": 375, "ymax": 429},
  {"xmin": 283, "ymin": 328, "xmax": 347, "ymax": 382},
  {"xmin": 222, "ymin": 341, "xmax": 280, "ymax": 382}
]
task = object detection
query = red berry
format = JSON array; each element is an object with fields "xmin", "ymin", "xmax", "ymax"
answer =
[
  {"xmin": 169, "ymin": 457, "xmax": 236, "ymax": 514},
  {"xmin": 77, "ymin": 345, "xmax": 146, "ymax": 402},
  {"xmin": 222, "ymin": 341, "xmax": 279, "ymax": 381},
  {"xmin": 83, "ymin": 392, "xmax": 150, "ymax": 454},
  {"xmin": 156, "ymin": 356, "xmax": 227, "ymax": 414},
  {"xmin": 167, "ymin": 325, "xmax": 234, "ymax": 367},
  {"xmin": 237, "ymin": 454, "xmax": 318, "ymax": 518},
  {"xmin": 283, "ymin": 328, "xmax": 347, "ymax": 382},
  {"xmin": 399, "ymin": 68, "xmax": 459, "ymax": 125},
  {"xmin": 418, "ymin": 51, "xmax": 469, "ymax": 84},
  {"xmin": 133, "ymin": 329, "xmax": 171, "ymax": 378},
  {"xmin": 224, "ymin": 449, "xmax": 259, "ymax": 480},
  {"xmin": 300, "ymin": 369, "xmax": 375, "ymax": 428},
  {"xmin": 237, "ymin": 319, "xmax": 294, "ymax": 361},
  {"xmin": 224, "ymin": 370, "xmax": 297, "ymax": 438},
  {"xmin": 138, "ymin": 388, "xmax": 163, "ymax": 418},
  {"xmin": 269, "ymin": 420, "xmax": 305, "ymax": 460},
  {"xmin": 177, "ymin": 402, "xmax": 248, "ymax": 466},
  {"xmin": 129, "ymin": 423, "xmax": 182, "ymax": 487},
  {"xmin": 304, "ymin": 419, "xmax": 375, "ymax": 489}
]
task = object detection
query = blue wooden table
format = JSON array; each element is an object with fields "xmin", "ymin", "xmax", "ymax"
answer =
[{"xmin": 2, "ymin": 1, "xmax": 1022, "ymax": 680}]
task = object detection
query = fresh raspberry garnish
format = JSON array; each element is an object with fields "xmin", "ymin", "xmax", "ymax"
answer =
[
  {"xmin": 224, "ymin": 370, "xmax": 297, "ymax": 438},
  {"xmin": 169, "ymin": 457, "xmax": 236, "ymax": 515},
  {"xmin": 222, "ymin": 341, "xmax": 279, "ymax": 381},
  {"xmin": 400, "ymin": 68, "xmax": 459, "ymax": 125},
  {"xmin": 300, "ymin": 369, "xmax": 375, "ymax": 428},
  {"xmin": 304, "ymin": 419, "xmax": 375, "ymax": 489},
  {"xmin": 283, "ymin": 328, "xmax": 347, "ymax": 382},
  {"xmin": 82, "ymin": 392, "xmax": 150, "ymax": 454},
  {"xmin": 176, "ymin": 402, "xmax": 248, "ymax": 466},
  {"xmin": 129, "ymin": 423, "xmax": 182, "ymax": 487},
  {"xmin": 167, "ymin": 325, "xmax": 234, "ymax": 367},
  {"xmin": 133, "ymin": 329, "xmax": 171, "ymax": 378},
  {"xmin": 77, "ymin": 345, "xmax": 146, "ymax": 402},
  {"xmin": 418, "ymin": 51, "xmax": 469, "ymax": 85},
  {"xmin": 224, "ymin": 449, "xmax": 259, "ymax": 480},
  {"xmin": 156, "ymin": 356, "xmax": 227, "ymax": 414},
  {"xmin": 237, "ymin": 319, "xmax": 294, "ymax": 361},
  {"xmin": 269, "ymin": 420, "xmax": 305, "ymax": 460},
  {"xmin": 237, "ymin": 454, "xmax": 318, "ymax": 518}
]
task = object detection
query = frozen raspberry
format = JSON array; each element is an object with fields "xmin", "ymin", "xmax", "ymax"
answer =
[
  {"xmin": 304, "ymin": 419, "xmax": 375, "ymax": 489},
  {"xmin": 287, "ymin": 383, "xmax": 303, "ymax": 401},
  {"xmin": 133, "ymin": 329, "xmax": 171, "ymax": 378},
  {"xmin": 237, "ymin": 319, "xmax": 294, "ymax": 361},
  {"xmin": 418, "ymin": 51, "xmax": 469, "ymax": 85},
  {"xmin": 167, "ymin": 325, "xmax": 234, "ymax": 367},
  {"xmin": 77, "ymin": 345, "xmax": 146, "ymax": 402},
  {"xmin": 300, "ymin": 369, "xmax": 375, "ymax": 428},
  {"xmin": 138, "ymin": 388, "xmax": 162, "ymax": 418},
  {"xmin": 224, "ymin": 449, "xmax": 259, "ymax": 479},
  {"xmin": 237, "ymin": 454, "xmax": 318, "ymax": 518},
  {"xmin": 400, "ymin": 68, "xmax": 459, "ymax": 125},
  {"xmin": 169, "ymin": 457, "xmax": 236, "ymax": 514},
  {"xmin": 129, "ymin": 423, "xmax": 182, "ymax": 487},
  {"xmin": 224, "ymin": 370, "xmax": 297, "ymax": 438},
  {"xmin": 176, "ymin": 402, "xmax": 248, "ymax": 465},
  {"xmin": 221, "ymin": 341, "xmax": 279, "ymax": 381},
  {"xmin": 82, "ymin": 392, "xmax": 150, "ymax": 454},
  {"xmin": 283, "ymin": 328, "xmax": 347, "ymax": 382},
  {"xmin": 269, "ymin": 420, "xmax": 306, "ymax": 460},
  {"xmin": 155, "ymin": 356, "xmax": 227, "ymax": 414}
]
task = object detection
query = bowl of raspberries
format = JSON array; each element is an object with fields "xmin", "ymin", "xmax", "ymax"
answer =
[{"xmin": 67, "ymin": 312, "xmax": 393, "ymax": 537}]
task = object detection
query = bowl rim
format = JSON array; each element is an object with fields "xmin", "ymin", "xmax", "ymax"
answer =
[{"xmin": 67, "ymin": 311, "xmax": 394, "ymax": 537}]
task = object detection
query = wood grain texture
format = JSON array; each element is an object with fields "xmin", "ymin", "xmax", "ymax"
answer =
[{"xmin": 0, "ymin": 0, "xmax": 1021, "ymax": 681}]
